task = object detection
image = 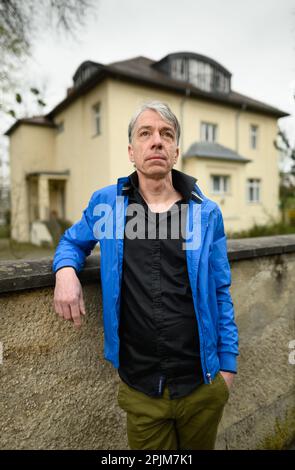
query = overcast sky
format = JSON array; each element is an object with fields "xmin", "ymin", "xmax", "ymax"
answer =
[{"xmin": 5, "ymin": 0, "xmax": 295, "ymax": 144}]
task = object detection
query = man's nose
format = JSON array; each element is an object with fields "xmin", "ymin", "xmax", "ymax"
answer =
[{"xmin": 150, "ymin": 131, "xmax": 162, "ymax": 148}]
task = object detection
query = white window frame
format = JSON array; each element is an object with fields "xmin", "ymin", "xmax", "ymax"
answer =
[
  {"xmin": 247, "ymin": 178, "xmax": 261, "ymax": 203},
  {"xmin": 250, "ymin": 124, "xmax": 258, "ymax": 149},
  {"xmin": 210, "ymin": 175, "xmax": 230, "ymax": 195},
  {"xmin": 201, "ymin": 122, "xmax": 218, "ymax": 143},
  {"xmin": 92, "ymin": 102, "xmax": 101, "ymax": 136}
]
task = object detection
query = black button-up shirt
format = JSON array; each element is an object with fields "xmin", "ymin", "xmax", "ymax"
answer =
[{"xmin": 118, "ymin": 170, "xmax": 203, "ymax": 399}]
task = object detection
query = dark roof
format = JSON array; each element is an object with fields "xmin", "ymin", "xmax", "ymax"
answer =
[
  {"xmin": 5, "ymin": 116, "xmax": 56, "ymax": 136},
  {"xmin": 183, "ymin": 142, "xmax": 251, "ymax": 163},
  {"xmin": 5, "ymin": 53, "xmax": 289, "ymax": 136},
  {"xmin": 47, "ymin": 54, "xmax": 288, "ymax": 120},
  {"xmin": 72, "ymin": 60, "xmax": 103, "ymax": 83}
]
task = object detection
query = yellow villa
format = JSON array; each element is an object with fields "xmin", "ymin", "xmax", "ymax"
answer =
[{"xmin": 5, "ymin": 52, "xmax": 288, "ymax": 243}]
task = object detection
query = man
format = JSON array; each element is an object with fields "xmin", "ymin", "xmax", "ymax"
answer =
[{"xmin": 53, "ymin": 101, "xmax": 239, "ymax": 450}]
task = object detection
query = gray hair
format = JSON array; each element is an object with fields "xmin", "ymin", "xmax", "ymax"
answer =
[{"xmin": 128, "ymin": 101, "xmax": 181, "ymax": 145}]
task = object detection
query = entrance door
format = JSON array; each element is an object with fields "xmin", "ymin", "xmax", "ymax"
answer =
[{"xmin": 49, "ymin": 180, "xmax": 66, "ymax": 220}]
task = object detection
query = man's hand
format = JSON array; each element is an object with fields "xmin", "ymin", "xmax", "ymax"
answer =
[
  {"xmin": 220, "ymin": 371, "xmax": 235, "ymax": 391},
  {"xmin": 53, "ymin": 267, "xmax": 86, "ymax": 329}
]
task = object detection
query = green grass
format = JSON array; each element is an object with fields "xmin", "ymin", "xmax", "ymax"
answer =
[
  {"xmin": 0, "ymin": 225, "xmax": 10, "ymax": 238},
  {"xmin": 228, "ymin": 222, "xmax": 295, "ymax": 239},
  {"xmin": 0, "ymin": 238, "xmax": 55, "ymax": 260}
]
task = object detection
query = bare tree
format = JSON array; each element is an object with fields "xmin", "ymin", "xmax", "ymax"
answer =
[
  {"xmin": 0, "ymin": 0, "xmax": 95, "ymax": 114},
  {"xmin": 274, "ymin": 129, "xmax": 295, "ymax": 223},
  {"xmin": 275, "ymin": 129, "xmax": 295, "ymax": 175},
  {"xmin": 0, "ymin": 0, "xmax": 94, "ymax": 59}
]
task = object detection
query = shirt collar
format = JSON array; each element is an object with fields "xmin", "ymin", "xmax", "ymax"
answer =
[{"xmin": 128, "ymin": 169, "xmax": 197, "ymax": 202}]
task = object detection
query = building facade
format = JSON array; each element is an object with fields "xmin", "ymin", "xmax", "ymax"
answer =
[{"xmin": 6, "ymin": 52, "xmax": 288, "ymax": 242}]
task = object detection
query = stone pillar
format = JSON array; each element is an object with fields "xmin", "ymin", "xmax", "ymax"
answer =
[
  {"xmin": 11, "ymin": 178, "xmax": 30, "ymax": 242},
  {"xmin": 38, "ymin": 175, "xmax": 50, "ymax": 221}
]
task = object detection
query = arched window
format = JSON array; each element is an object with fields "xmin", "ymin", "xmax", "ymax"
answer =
[{"xmin": 162, "ymin": 53, "xmax": 231, "ymax": 94}]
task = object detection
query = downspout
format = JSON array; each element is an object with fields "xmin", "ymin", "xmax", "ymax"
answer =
[
  {"xmin": 235, "ymin": 103, "xmax": 247, "ymax": 153},
  {"xmin": 180, "ymin": 87, "xmax": 191, "ymax": 169}
]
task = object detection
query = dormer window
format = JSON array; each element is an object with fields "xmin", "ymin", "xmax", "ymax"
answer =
[
  {"xmin": 171, "ymin": 57, "xmax": 188, "ymax": 81},
  {"xmin": 154, "ymin": 52, "xmax": 231, "ymax": 94}
]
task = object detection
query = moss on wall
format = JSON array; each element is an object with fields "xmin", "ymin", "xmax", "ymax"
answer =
[{"xmin": 259, "ymin": 408, "xmax": 295, "ymax": 450}]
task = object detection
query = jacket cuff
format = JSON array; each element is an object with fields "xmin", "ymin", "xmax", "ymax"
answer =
[
  {"xmin": 219, "ymin": 352, "xmax": 238, "ymax": 373},
  {"xmin": 220, "ymin": 369, "xmax": 237, "ymax": 374},
  {"xmin": 53, "ymin": 260, "xmax": 79, "ymax": 274}
]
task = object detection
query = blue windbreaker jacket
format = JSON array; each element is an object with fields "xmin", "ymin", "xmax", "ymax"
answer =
[{"xmin": 53, "ymin": 174, "xmax": 239, "ymax": 384}]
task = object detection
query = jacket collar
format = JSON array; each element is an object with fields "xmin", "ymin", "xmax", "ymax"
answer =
[{"xmin": 119, "ymin": 169, "xmax": 203, "ymax": 204}]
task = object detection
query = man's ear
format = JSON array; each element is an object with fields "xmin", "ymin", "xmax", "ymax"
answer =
[
  {"xmin": 174, "ymin": 147, "xmax": 179, "ymax": 164},
  {"xmin": 128, "ymin": 144, "xmax": 134, "ymax": 162}
]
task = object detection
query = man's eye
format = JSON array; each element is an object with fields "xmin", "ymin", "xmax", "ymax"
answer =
[
  {"xmin": 140, "ymin": 131, "xmax": 149, "ymax": 137},
  {"xmin": 163, "ymin": 131, "xmax": 174, "ymax": 138}
]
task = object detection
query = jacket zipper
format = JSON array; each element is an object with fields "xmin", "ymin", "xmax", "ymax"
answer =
[
  {"xmin": 192, "ymin": 216, "xmax": 213, "ymax": 385},
  {"xmin": 196, "ymin": 301, "xmax": 212, "ymax": 385},
  {"xmin": 202, "ymin": 221, "xmax": 212, "ymax": 384},
  {"xmin": 158, "ymin": 375, "xmax": 165, "ymax": 395}
]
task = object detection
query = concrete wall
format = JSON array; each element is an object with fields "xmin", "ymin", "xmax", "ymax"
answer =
[{"xmin": 0, "ymin": 235, "xmax": 294, "ymax": 449}]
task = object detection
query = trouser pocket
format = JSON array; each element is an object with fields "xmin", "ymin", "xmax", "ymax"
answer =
[{"xmin": 217, "ymin": 372, "xmax": 230, "ymax": 401}]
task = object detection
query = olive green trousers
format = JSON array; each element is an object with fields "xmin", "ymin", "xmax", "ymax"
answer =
[{"xmin": 117, "ymin": 372, "xmax": 229, "ymax": 450}]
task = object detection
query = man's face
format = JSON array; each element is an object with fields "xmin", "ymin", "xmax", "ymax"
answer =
[{"xmin": 128, "ymin": 109, "xmax": 179, "ymax": 178}]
